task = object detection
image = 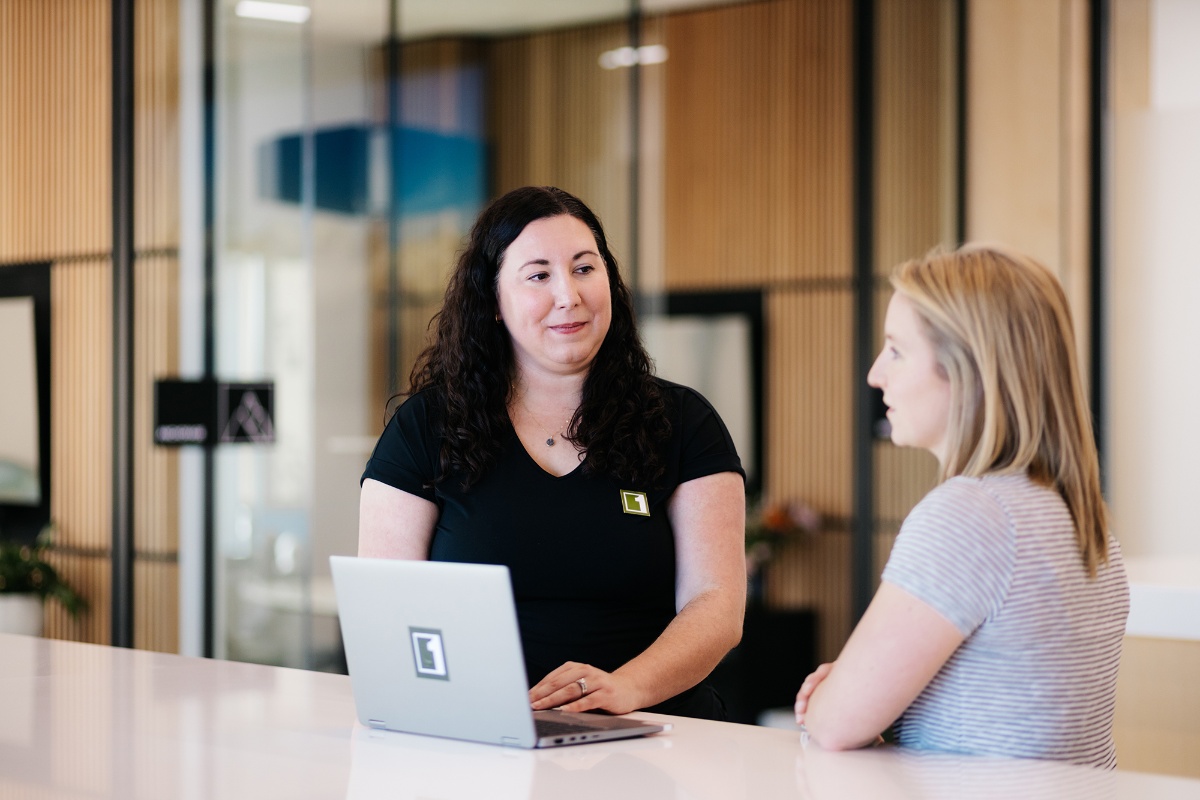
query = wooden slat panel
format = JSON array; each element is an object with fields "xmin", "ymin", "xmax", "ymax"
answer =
[
  {"xmin": 50, "ymin": 259, "xmax": 114, "ymax": 553},
  {"xmin": 133, "ymin": 0, "xmax": 181, "ymax": 653},
  {"xmin": 875, "ymin": 440, "xmax": 939, "ymax": 524},
  {"xmin": 766, "ymin": 289, "xmax": 853, "ymax": 513},
  {"xmin": 135, "ymin": 561, "xmax": 180, "ymax": 655},
  {"xmin": 6, "ymin": 0, "xmax": 180, "ymax": 650},
  {"xmin": 662, "ymin": 0, "xmax": 852, "ymax": 288},
  {"xmin": 43, "ymin": 553, "xmax": 111, "ymax": 651},
  {"xmin": 876, "ymin": 0, "xmax": 957, "ymax": 272},
  {"xmin": 764, "ymin": 288, "xmax": 853, "ymax": 660},
  {"xmin": 135, "ymin": 0, "xmax": 181, "ymax": 251},
  {"xmin": 0, "ymin": 0, "xmax": 110, "ymax": 261},
  {"xmin": 45, "ymin": 259, "xmax": 112, "ymax": 643},
  {"xmin": 486, "ymin": 21, "xmax": 634, "ymax": 254},
  {"xmin": 133, "ymin": 256, "xmax": 179, "ymax": 557},
  {"xmin": 966, "ymin": 0, "xmax": 1091, "ymax": 337}
]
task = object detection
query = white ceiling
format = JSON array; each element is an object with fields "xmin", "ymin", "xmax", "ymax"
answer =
[{"xmin": 232, "ymin": 0, "xmax": 749, "ymax": 44}]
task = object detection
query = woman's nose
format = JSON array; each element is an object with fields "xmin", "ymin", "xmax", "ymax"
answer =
[
  {"xmin": 553, "ymin": 274, "xmax": 580, "ymax": 307},
  {"xmin": 866, "ymin": 354, "xmax": 884, "ymax": 388}
]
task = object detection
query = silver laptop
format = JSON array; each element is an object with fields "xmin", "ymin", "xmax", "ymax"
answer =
[{"xmin": 330, "ymin": 556, "xmax": 670, "ymax": 748}]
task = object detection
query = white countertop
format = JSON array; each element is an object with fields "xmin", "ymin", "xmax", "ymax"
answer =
[
  {"xmin": 1, "ymin": 634, "xmax": 1198, "ymax": 799},
  {"xmin": 1124, "ymin": 556, "xmax": 1200, "ymax": 641}
]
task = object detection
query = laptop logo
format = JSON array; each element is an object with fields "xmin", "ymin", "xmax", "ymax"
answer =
[
  {"xmin": 620, "ymin": 490, "xmax": 650, "ymax": 516},
  {"xmin": 409, "ymin": 627, "xmax": 450, "ymax": 680}
]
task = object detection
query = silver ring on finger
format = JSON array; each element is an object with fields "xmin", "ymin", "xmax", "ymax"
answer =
[{"xmin": 576, "ymin": 677, "xmax": 588, "ymax": 697}]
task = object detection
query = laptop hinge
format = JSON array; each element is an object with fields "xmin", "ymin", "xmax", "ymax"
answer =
[
  {"xmin": 500, "ymin": 736, "xmax": 523, "ymax": 747},
  {"xmin": 367, "ymin": 719, "xmax": 387, "ymax": 729}
]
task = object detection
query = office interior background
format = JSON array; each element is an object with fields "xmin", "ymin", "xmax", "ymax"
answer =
[{"xmin": 1, "ymin": 0, "xmax": 1197, "ymax": 776}]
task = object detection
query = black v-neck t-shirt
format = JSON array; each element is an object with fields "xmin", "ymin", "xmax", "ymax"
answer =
[{"xmin": 361, "ymin": 379, "xmax": 743, "ymax": 717}]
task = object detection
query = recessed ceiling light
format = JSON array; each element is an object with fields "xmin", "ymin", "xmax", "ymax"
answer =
[
  {"xmin": 598, "ymin": 44, "xmax": 669, "ymax": 70},
  {"xmin": 235, "ymin": 1, "xmax": 310, "ymax": 24}
]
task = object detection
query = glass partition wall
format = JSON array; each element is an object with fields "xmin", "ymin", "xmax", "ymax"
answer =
[
  {"xmin": 211, "ymin": 0, "xmax": 959, "ymax": 677},
  {"xmin": 215, "ymin": 0, "xmax": 322, "ymax": 666}
]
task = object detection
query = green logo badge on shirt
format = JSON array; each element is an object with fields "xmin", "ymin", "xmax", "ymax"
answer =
[{"xmin": 620, "ymin": 490, "xmax": 650, "ymax": 517}]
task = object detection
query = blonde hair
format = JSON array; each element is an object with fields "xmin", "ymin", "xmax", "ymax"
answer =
[{"xmin": 891, "ymin": 245, "xmax": 1110, "ymax": 576}]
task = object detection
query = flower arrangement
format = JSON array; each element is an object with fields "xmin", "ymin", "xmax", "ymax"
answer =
[
  {"xmin": 745, "ymin": 497, "xmax": 821, "ymax": 581},
  {"xmin": 0, "ymin": 526, "xmax": 87, "ymax": 617}
]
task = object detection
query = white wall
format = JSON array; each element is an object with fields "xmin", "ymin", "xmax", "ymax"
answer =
[{"xmin": 1108, "ymin": 0, "xmax": 1200, "ymax": 557}]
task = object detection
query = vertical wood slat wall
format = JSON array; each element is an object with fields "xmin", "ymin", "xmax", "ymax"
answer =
[
  {"xmin": 659, "ymin": 0, "xmax": 953, "ymax": 661},
  {"xmin": 660, "ymin": 0, "xmax": 866, "ymax": 661},
  {"xmin": 1, "ymin": 0, "xmax": 180, "ymax": 650},
  {"xmin": 132, "ymin": 0, "xmax": 180, "ymax": 654},
  {"xmin": 487, "ymin": 21, "xmax": 634, "ymax": 265},
  {"xmin": 662, "ymin": 0, "xmax": 855, "ymax": 662},
  {"xmin": 966, "ymin": 0, "xmax": 1092, "ymax": 367},
  {"xmin": 0, "ymin": 0, "xmax": 111, "ymax": 261},
  {"xmin": 663, "ymin": 0, "xmax": 852, "ymax": 289}
]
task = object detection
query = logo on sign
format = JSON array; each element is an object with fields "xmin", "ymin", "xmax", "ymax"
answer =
[
  {"xmin": 409, "ymin": 627, "xmax": 450, "ymax": 680},
  {"xmin": 620, "ymin": 490, "xmax": 650, "ymax": 517},
  {"xmin": 220, "ymin": 388, "xmax": 274, "ymax": 443}
]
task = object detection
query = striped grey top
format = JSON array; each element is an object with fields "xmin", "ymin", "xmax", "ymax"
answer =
[{"xmin": 882, "ymin": 472, "xmax": 1129, "ymax": 769}]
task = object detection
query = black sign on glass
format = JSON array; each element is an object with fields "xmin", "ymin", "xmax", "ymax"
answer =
[{"xmin": 154, "ymin": 380, "xmax": 275, "ymax": 446}]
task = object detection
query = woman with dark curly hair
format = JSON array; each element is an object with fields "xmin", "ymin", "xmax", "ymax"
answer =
[{"xmin": 358, "ymin": 186, "xmax": 746, "ymax": 720}]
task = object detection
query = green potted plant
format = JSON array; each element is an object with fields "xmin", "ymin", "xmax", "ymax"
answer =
[{"xmin": 0, "ymin": 525, "xmax": 87, "ymax": 636}]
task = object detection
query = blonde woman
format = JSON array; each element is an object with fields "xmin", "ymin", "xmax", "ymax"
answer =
[{"xmin": 794, "ymin": 245, "xmax": 1129, "ymax": 768}]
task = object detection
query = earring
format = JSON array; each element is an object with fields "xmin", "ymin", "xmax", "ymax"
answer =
[{"xmin": 495, "ymin": 314, "xmax": 502, "ymax": 323}]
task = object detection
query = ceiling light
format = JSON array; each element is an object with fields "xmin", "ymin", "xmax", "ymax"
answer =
[
  {"xmin": 235, "ymin": 1, "xmax": 310, "ymax": 24},
  {"xmin": 598, "ymin": 44, "xmax": 669, "ymax": 70}
]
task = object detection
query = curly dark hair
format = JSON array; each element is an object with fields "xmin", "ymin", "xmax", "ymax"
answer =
[{"xmin": 405, "ymin": 186, "xmax": 670, "ymax": 489}]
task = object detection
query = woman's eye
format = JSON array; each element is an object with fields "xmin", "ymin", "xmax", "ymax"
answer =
[
  {"xmin": 575, "ymin": 263, "xmax": 594, "ymax": 274},
  {"xmin": 529, "ymin": 272, "xmax": 549, "ymax": 282}
]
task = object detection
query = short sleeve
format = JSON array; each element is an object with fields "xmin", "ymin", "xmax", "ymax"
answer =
[
  {"xmin": 360, "ymin": 392, "xmax": 440, "ymax": 503},
  {"xmin": 671, "ymin": 384, "xmax": 745, "ymax": 484},
  {"xmin": 882, "ymin": 477, "xmax": 1015, "ymax": 636}
]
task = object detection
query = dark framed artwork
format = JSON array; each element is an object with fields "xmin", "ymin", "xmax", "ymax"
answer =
[
  {"xmin": 0, "ymin": 261, "xmax": 52, "ymax": 542},
  {"xmin": 641, "ymin": 291, "xmax": 765, "ymax": 497}
]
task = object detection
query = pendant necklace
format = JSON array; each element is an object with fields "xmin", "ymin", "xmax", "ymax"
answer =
[{"xmin": 516, "ymin": 393, "xmax": 575, "ymax": 447}]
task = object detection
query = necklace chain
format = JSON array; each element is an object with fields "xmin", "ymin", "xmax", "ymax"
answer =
[{"xmin": 514, "ymin": 390, "xmax": 575, "ymax": 447}]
